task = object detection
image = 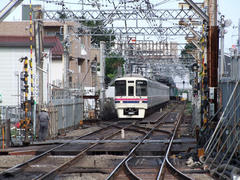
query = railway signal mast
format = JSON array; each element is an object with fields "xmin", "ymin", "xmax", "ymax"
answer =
[
  {"xmin": 0, "ymin": 0, "xmax": 34, "ymax": 144},
  {"xmin": 181, "ymin": 0, "xmax": 221, "ymax": 150}
]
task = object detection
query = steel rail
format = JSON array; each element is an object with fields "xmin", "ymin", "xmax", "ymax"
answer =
[
  {"xmin": 110, "ymin": 124, "xmax": 148, "ymax": 135},
  {"xmin": 156, "ymin": 102, "xmax": 193, "ymax": 180},
  {"xmin": 123, "ymin": 156, "xmax": 165, "ymax": 180},
  {"xmin": 0, "ymin": 123, "xmax": 118, "ymax": 178},
  {"xmin": 105, "ymin": 111, "xmax": 169, "ymax": 180},
  {"xmin": 35, "ymin": 121, "xmax": 137, "ymax": 180},
  {"xmin": 39, "ymin": 138, "xmax": 194, "ymax": 144},
  {"xmin": 124, "ymin": 156, "xmax": 142, "ymax": 180},
  {"xmin": 121, "ymin": 105, "xmax": 184, "ymax": 180},
  {"xmin": 132, "ymin": 124, "xmax": 171, "ymax": 134}
]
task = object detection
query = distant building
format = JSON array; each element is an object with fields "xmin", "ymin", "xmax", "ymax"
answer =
[
  {"xmin": 22, "ymin": 4, "xmax": 41, "ymax": 20},
  {"xmin": 0, "ymin": 36, "xmax": 55, "ymax": 105},
  {"xmin": 0, "ymin": 21, "xmax": 100, "ymax": 106},
  {"xmin": 43, "ymin": 21, "xmax": 100, "ymax": 88},
  {"xmin": 219, "ymin": 54, "xmax": 232, "ymax": 80},
  {"xmin": 114, "ymin": 40, "xmax": 178, "ymax": 59}
]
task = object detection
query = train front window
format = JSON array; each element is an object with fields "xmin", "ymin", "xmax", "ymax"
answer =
[
  {"xmin": 136, "ymin": 80, "xmax": 147, "ymax": 96},
  {"xmin": 115, "ymin": 80, "xmax": 126, "ymax": 96},
  {"xmin": 128, "ymin": 86, "xmax": 134, "ymax": 96}
]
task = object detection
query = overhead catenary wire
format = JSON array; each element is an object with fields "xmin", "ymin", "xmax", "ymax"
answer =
[{"xmin": 31, "ymin": 0, "xmax": 198, "ymax": 82}]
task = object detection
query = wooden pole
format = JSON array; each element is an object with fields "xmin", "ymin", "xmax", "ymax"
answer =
[{"xmin": 207, "ymin": 0, "xmax": 219, "ymax": 120}]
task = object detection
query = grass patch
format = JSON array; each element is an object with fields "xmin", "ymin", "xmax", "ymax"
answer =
[{"xmin": 185, "ymin": 101, "xmax": 192, "ymax": 116}]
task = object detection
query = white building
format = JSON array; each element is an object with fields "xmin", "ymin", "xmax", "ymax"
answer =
[{"xmin": 0, "ymin": 36, "xmax": 56, "ymax": 106}]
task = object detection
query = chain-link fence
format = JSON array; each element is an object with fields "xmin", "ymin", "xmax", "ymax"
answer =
[
  {"xmin": 48, "ymin": 89, "xmax": 84, "ymax": 138},
  {"xmin": 0, "ymin": 89, "xmax": 84, "ymax": 147}
]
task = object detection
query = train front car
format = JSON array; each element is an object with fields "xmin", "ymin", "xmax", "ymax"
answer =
[{"xmin": 115, "ymin": 76, "xmax": 148, "ymax": 119}]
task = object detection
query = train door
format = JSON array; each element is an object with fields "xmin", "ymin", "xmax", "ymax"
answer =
[{"xmin": 127, "ymin": 81, "xmax": 135, "ymax": 97}]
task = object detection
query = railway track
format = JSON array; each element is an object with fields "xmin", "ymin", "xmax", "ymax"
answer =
[
  {"xmin": 0, "ymin": 121, "xmax": 136, "ymax": 180},
  {"xmin": 157, "ymin": 102, "xmax": 193, "ymax": 180},
  {"xmin": 106, "ymin": 102, "xmax": 193, "ymax": 180},
  {"xmin": 105, "ymin": 109, "xmax": 169, "ymax": 180},
  {"xmin": 0, "ymin": 101, "xmax": 196, "ymax": 180}
]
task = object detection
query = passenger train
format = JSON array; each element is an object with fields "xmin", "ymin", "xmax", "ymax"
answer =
[{"xmin": 114, "ymin": 75, "xmax": 170, "ymax": 119}]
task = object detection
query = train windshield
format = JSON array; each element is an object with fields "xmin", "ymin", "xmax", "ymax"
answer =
[
  {"xmin": 136, "ymin": 80, "xmax": 147, "ymax": 96},
  {"xmin": 115, "ymin": 80, "xmax": 126, "ymax": 96}
]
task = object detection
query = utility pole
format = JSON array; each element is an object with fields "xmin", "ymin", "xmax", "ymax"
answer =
[
  {"xmin": 220, "ymin": 15, "xmax": 225, "ymax": 79},
  {"xmin": 63, "ymin": 24, "xmax": 69, "ymax": 89},
  {"xmin": 34, "ymin": 9, "xmax": 44, "ymax": 141},
  {"xmin": 207, "ymin": 0, "xmax": 218, "ymax": 119},
  {"xmin": 99, "ymin": 41, "xmax": 105, "ymax": 119},
  {"xmin": 34, "ymin": 9, "xmax": 44, "ymax": 106}
]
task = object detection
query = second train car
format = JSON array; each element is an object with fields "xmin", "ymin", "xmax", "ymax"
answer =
[{"xmin": 114, "ymin": 75, "xmax": 169, "ymax": 119}]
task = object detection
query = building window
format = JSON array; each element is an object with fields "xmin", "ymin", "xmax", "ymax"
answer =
[
  {"xmin": 78, "ymin": 58, "xmax": 84, "ymax": 73},
  {"xmin": 87, "ymin": 60, "xmax": 90, "ymax": 70},
  {"xmin": 69, "ymin": 76, "xmax": 72, "ymax": 88}
]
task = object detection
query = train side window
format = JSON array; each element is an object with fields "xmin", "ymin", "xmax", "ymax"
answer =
[
  {"xmin": 128, "ymin": 86, "xmax": 134, "ymax": 96},
  {"xmin": 115, "ymin": 80, "xmax": 126, "ymax": 96},
  {"xmin": 136, "ymin": 80, "xmax": 147, "ymax": 96}
]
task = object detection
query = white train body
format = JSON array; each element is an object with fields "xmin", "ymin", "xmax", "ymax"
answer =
[{"xmin": 115, "ymin": 75, "xmax": 169, "ymax": 119}]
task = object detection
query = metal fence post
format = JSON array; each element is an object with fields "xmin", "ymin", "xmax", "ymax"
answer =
[{"xmin": 5, "ymin": 119, "xmax": 10, "ymax": 148}]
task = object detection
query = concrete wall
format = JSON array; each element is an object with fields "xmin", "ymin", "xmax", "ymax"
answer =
[
  {"xmin": 0, "ymin": 22, "xmax": 30, "ymax": 36},
  {"xmin": 0, "ymin": 47, "xmax": 50, "ymax": 106},
  {"xmin": 50, "ymin": 59, "xmax": 63, "ymax": 87},
  {"xmin": 69, "ymin": 47, "xmax": 100, "ymax": 88}
]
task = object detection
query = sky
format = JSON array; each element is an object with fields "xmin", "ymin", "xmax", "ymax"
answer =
[
  {"xmin": 218, "ymin": 0, "xmax": 240, "ymax": 53},
  {"xmin": 1, "ymin": 0, "xmax": 239, "ymax": 51}
]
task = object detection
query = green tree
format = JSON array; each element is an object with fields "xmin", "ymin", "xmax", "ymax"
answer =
[
  {"xmin": 81, "ymin": 20, "xmax": 115, "ymax": 52},
  {"xmin": 80, "ymin": 19, "xmax": 124, "ymax": 83},
  {"xmin": 180, "ymin": 42, "xmax": 197, "ymax": 65},
  {"xmin": 105, "ymin": 53, "xmax": 125, "ymax": 83},
  {"xmin": 181, "ymin": 43, "xmax": 196, "ymax": 58}
]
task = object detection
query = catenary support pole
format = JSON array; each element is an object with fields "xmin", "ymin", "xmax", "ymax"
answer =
[
  {"xmin": 100, "ymin": 41, "xmax": 106, "ymax": 119},
  {"xmin": 34, "ymin": 10, "xmax": 44, "ymax": 106},
  {"xmin": 63, "ymin": 24, "xmax": 69, "ymax": 89},
  {"xmin": 207, "ymin": 0, "xmax": 219, "ymax": 119}
]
